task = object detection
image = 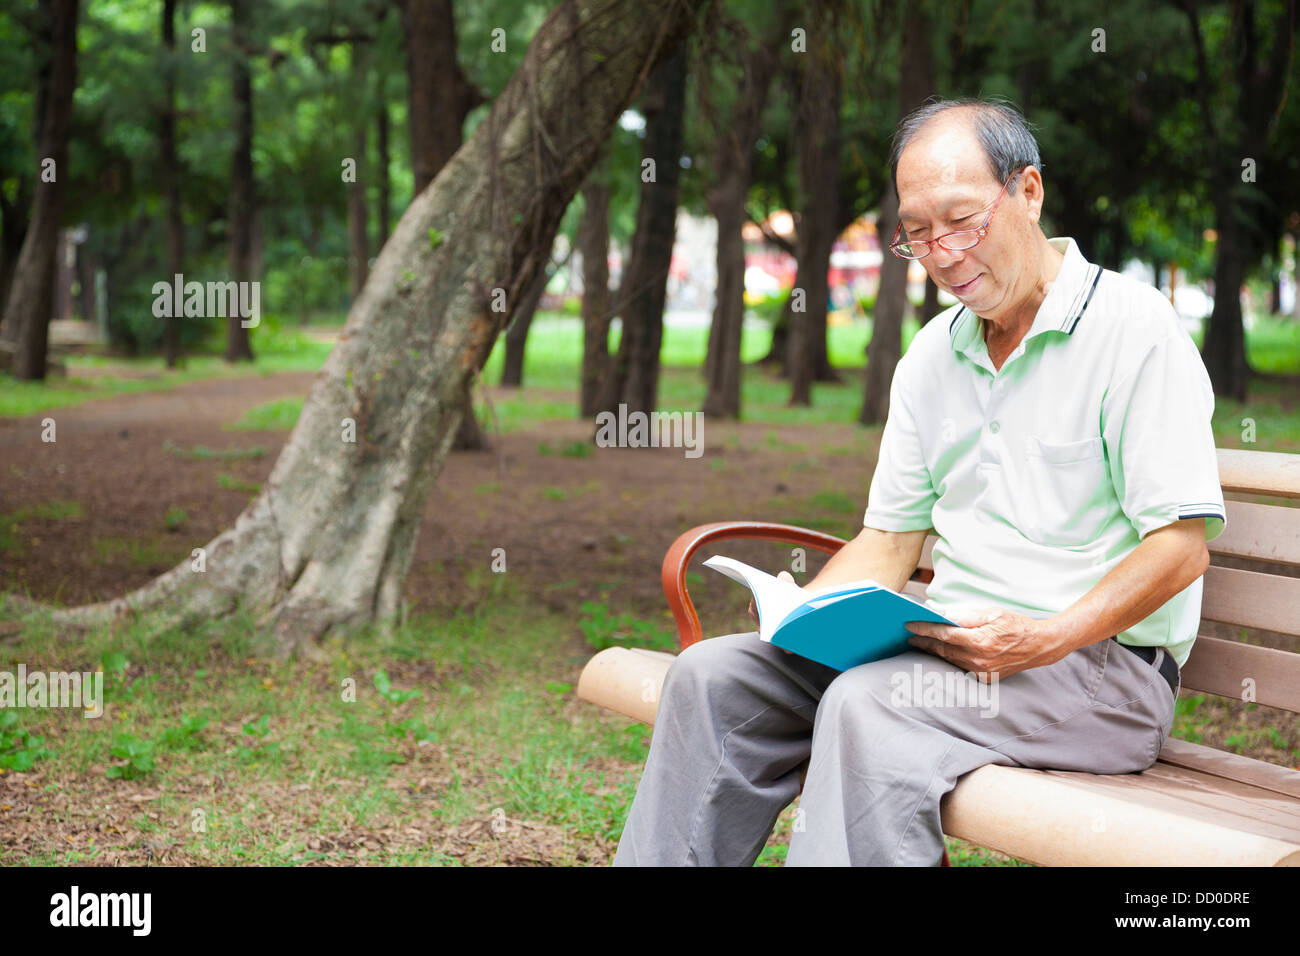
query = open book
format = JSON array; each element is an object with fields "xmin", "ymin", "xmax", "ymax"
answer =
[{"xmin": 702, "ymin": 554, "xmax": 959, "ymax": 671}]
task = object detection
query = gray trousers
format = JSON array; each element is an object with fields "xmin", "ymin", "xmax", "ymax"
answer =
[{"xmin": 612, "ymin": 631, "xmax": 1179, "ymax": 866}]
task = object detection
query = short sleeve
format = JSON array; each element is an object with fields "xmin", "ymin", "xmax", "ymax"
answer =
[
  {"xmin": 1102, "ymin": 328, "xmax": 1225, "ymax": 542},
  {"xmin": 862, "ymin": 351, "xmax": 938, "ymax": 532}
]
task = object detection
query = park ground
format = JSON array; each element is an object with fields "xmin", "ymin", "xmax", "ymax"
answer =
[{"xmin": 1, "ymin": 314, "xmax": 1299, "ymax": 865}]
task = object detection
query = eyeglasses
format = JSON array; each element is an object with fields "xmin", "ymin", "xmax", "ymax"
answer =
[{"xmin": 889, "ymin": 167, "xmax": 1025, "ymax": 260}]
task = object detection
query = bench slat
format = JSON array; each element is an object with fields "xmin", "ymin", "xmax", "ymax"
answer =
[
  {"xmin": 1158, "ymin": 737, "xmax": 1300, "ymax": 801},
  {"xmin": 1218, "ymin": 448, "xmax": 1300, "ymax": 500},
  {"xmin": 917, "ymin": 502, "xmax": 1300, "ymax": 571},
  {"xmin": 940, "ymin": 763, "xmax": 1300, "ymax": 866},
  {"xmin": 1179, "ymin": 633, "xmax": 1300, "ymax": 713},
  {"xmin": 1202, "ymin": 565, "xmax": 1300, "ymax": 637},
  {"xmin": 1213, "ymin": 500, "xmax": 1300, "ymax": 566},
  {"xmin": 902, "ymin": 581, "xmax": 1300, "ymax": 711}
]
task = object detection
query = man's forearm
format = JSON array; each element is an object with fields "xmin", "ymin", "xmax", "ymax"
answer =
[
  {"xmin": 1040, "ymin": 521, "xmax": 1210, "ymax": 656},
  {"xmin": 804, "ymin": 526, "xmax": 927, "ymax": 595}
]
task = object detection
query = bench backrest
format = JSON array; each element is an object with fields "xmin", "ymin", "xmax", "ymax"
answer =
[{"xmin": 911, "ymin": 449, "xmax": 1300, "ymax": 714}]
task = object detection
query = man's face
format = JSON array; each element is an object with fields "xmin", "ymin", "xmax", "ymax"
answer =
[{"xmin": 895, "ymin": 123, "xmax": 1032, "ymax": 322}]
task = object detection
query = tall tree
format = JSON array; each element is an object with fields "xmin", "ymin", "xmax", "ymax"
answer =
[
  {"xmin": 598, "ymin": 38, "xmax": 689, "ymax": 418},
  {"xmin": 578, "ymin": 156, "xmax": 613, "ymax": 416},
  {"xmin": 225, "ymin": 0, "xmax": 255, "ymax": 362},
  {"xmin": 1179, "ymin": 0, "xmax": 1296, "ymax": 400},
  {"xmin": 787, "ymin": 5, "xmax": 843, "ymax": 406},
  {"xmin": 861, "ymin": 4, "xmax": 933, "ymax": 425},
  {"xmin": 39, "ymin": 0, "xmax": 706, "ymax": 653},
  {"xmin": 700, "ymin": 8, "xmax": 781, "ymax": 419},
  {"xmin": 159, "ymin": 0, "xmax": 184, "ymax": 367},
  {"xmin": 347, "ymin": 38, "xmax": 370, "ymax": 300},
  {"xmin": 6, "ymin": 0, "xmax": 79, "ymax": 381}
]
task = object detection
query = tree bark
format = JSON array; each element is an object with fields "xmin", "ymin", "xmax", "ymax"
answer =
[
  {"xmin": 376, "ymin": 92, "xmax": 391, "ymax": 246},
  {"xmin": 598, "ymin": 39, "xmax": 688, "ymax": 419},
  {"xmin": 1181, "ymin": 0, "xmax": 1292, "ymax": 398},
  {"xmin": 39, "ymin": 0, "xmax": 704, "ymax": 652},
  {"xmin": 160, "ymin": 0, "xmax": 184, "ymax": 367},
  {"xmin": 500, "ymin": 260, "xmax": 551, "ymax": 387},
  {"xmin": 401, "ymin": 0, "xmax": 489, "ymax": 448},
  {"xmin": 7, "ymin": 0, "xmax": 79, "ymax": 381},
  {"xmin": 401, "ymin": 0, "xmax": 484, "ymax": 193},
  {"xmin": 578, "ymin": 163, "xmax": 612, "ymax": 416},
  {"xmin": 861, "ymin": 4, "xmax": 932, "ymax": 425},
  {"xmin": 701, "ymin": 31, "xmax": 777, "ymax": 420},
  {"xmin": 919, "ymin": 273, "xmax": 939, "ymax": 325},
  {"xmin": 787, "ymin": 23, "xmax": 841, "ymax": 406},
  {"xmin": 225, "ymin": 0, "xmax": 255, "ymax": 362},
  {"xmin": 347, "ymin": 40, "xmax": 370, "ymax": 301}
]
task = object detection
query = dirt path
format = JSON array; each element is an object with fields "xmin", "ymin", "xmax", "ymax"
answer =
[{"xmin": 1, "ymin": 370, "xmax": 878, "ymax": 624}]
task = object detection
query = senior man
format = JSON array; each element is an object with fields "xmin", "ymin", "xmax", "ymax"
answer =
[{"xmin": 612, "ymin": 97, "xmax": 1226, "ymax": 866}]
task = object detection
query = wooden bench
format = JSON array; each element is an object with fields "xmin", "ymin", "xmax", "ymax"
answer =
[{"xmin": 577, "ymin": 448, "xmax": 1300, "ymax": 865}]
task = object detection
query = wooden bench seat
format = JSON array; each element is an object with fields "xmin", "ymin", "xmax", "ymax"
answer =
[{"xmin": 577, "ymin": 448, "xmax": 1300, "ymax": 866}]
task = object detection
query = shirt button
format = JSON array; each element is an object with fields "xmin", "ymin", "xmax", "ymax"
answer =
[{"xmin": 989, "ymin": 421, "xmax": 1000, "ymax": 433}]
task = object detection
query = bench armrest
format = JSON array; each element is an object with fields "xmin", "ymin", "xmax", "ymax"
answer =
[{"xmin": 661, "ymin": 521, "xmax": 849, "ymax": 649}]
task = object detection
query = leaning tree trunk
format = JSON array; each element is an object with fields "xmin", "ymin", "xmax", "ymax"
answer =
[
  {"xmin": 224, "ymin": 0, "xmax": 255, "ymax": 362},
  {"xmin": 42, "ymin": 0, "xmax": 705, "ymax": 654},
  {"xmin": 8, "ymin": 0, "xmax": 78, "ymax": 381},
  {"xmin": 599, "ymin": 39, "xmax": 688, "ymax": 418},
  {"xmin": 402, "ymin": 0, "xmax": 490, "ymax": 450}
]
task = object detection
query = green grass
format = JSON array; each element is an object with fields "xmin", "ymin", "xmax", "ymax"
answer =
[
  {"xmin": 226, "ymin": 398, "xmax": 303, "ymax": 432},
  {"xmin": 0, "ymin": 321, "xmax": 335, "ymax": 419},
  {"xmin": 0, "ymin": 500, "xmax": 84, "ymax": 555},
  {"xmin": 0, "ymin": 579, "xmax": 1041, "ymax": 866},
  {"xmin": 163, "ymin": 440, "xmax": 269, "ymax": 460},
  {"xmin": 0, "ymin": 576, "xmax": 657, "ymax": 866}
]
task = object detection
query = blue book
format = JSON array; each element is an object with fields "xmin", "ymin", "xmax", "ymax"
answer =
[{"xmin": 702, "ymin": 554, "xmax": 959, "ymax": 671}]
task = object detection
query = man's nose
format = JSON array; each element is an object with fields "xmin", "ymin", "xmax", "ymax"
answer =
[{"xmin": 928, "ymin": 241, "xmax": 966, "ymax": 271}]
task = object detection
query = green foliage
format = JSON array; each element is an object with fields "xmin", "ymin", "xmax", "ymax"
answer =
[
  {"xmin": 227, "ymin": 398, "xmax": 303, "ymax": 432},
  {"xmin": 217, "ymin": 473, "xmax": 262, "ymax": 494},
  {"xmin": 163, "ymin": 440, "xmax": 268, "ymax": 460},
  {"xmin": 577, "ymin": 600, "xmax": 677, "ymax": 652},
  {"xmin": 160, "ymin": 714, "xmax": 209, "ymax": 752},
  {"xmin": 163, "ymin": 505, "xmax": 188, "ymax": 531},
  {"xmin": 0, "ymin": 711, "xmax": 54, "ymax": 772},
  {"xmin": 373, "ymin": 669, "xmax": 421, "ymax": 705},
  {"xmin": 106, "ymin": 733, "xmax": 155, "ymax": 780},
  {"xmin": 236, "ymin": 714, "xmax": 280, "ymax": 764}
]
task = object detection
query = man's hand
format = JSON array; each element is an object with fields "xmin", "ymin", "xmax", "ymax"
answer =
[
  {"xmin": 904, "ymin": 606, "xmax": 1068, "ymax": 681},
  {"xmin": 748, "ymin": 570, "xmax": 797, "ymax": 655}
]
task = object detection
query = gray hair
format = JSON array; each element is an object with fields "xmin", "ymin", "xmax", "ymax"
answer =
[{"xmin": 889, "ymin": 96, "xmax": 1042, "ymax": 196}]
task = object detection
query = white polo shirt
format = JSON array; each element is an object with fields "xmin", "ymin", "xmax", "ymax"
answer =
[{"xmin": 863, "ymin": 236, "xmax": 1226, "ymax": 668}]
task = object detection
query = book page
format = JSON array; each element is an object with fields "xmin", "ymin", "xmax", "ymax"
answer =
[{"xmin": 700, "ymin": 555, "xmax": 812, "ymax": 642}]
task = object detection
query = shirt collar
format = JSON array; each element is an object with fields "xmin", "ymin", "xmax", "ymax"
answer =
[{"xmin": 948, "ymin": 236, "xmax": 1102, "ymax": 358}]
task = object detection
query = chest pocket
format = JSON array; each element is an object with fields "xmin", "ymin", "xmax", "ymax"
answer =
[{"xmin": 1016, "ymin": 435, "xmax": 1112, "ymax": 547}]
